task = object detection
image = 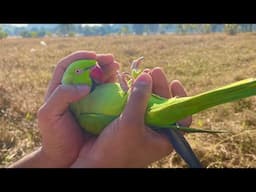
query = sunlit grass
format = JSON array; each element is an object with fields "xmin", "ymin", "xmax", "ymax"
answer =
[{"xmin": 1, "ymin": 33, "xmax": 256, "ymax": 167}]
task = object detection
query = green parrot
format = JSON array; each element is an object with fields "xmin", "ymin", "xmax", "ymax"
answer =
[{"xmin": 61, "ymin": 59, "xmax": 256, "ymax": 168}]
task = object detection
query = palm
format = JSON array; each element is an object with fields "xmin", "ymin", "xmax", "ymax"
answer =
[
  {"xmin": 41, "ymin": 111, "xmax": 86, "ymax": 166},
  {"xmin": 73, "ymin": 68, "xmax": 192, "ymax": 168},
  {"xmin": 38, "ymin": 51, "xmax": 118, "ymax": 167},
  {"xmin": 75, "ymin": 118, "xmax": 172, "ymax": 167}
]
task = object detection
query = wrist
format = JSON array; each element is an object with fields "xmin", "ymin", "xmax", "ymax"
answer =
[
  {"xmin": 9, "ymin": 147, "xmax": 70, "ymax": 168},
  {"xmin": 8, "ymin": 147, "xmax": 52, "ymax": 168},
  {"xmin": 71, "ymin": 155, "xmax": 147, "ymax": 168},
  {"xmin": 71, "ymin": 157, "xmax": 100, "ymax": 168}
]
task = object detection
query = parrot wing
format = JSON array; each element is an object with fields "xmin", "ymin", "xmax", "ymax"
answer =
[{"xmin": 78, "ymin": 113, "xmax": 118, "ymax": 135}]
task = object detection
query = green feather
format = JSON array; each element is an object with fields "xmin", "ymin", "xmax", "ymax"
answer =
[
  {"xmin": 77, "ymin": 113, "xmax": 117, "ymax": 135},
  {"xmin": 61, "ymin": 59, "xmax": 256, "ymax": 135},
  {"xmin": 61, "ymin": 59, "xmax": 96, "ymax": 86},
  {"xmin": 146, "ymin": 78, "xmax": 256, "ymax": 127},
  {"xmin": 155, "ymin": 124, "xmax": 227, "ymax": 134}
]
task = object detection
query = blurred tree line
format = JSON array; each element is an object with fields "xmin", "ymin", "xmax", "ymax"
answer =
[
  {"xmin": 0, "ymin": 24, "xmax": 255, "ymax": 39},
  {"xmin": 0, "ymin": 26, "xmax": 8, "ymax": 39}
]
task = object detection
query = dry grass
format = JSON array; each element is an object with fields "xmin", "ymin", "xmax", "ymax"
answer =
[{"xmin": 1, "ymin": 33, "xmax": 256, "ymax": 167}]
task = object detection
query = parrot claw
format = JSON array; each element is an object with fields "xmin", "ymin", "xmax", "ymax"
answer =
[
  {"xmin": 131, "ymin": 56, "xmax": 144, "ymax": 70},
  {"xmin": 117, "ymin": 71, "xmax": 130, "ymax": 92}
]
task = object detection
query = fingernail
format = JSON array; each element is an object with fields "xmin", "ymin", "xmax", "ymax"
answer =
[
  {"xmin": 135, "ymin": 73, "xmax": 151, "ymax": 85},
  {"xmin": 143, "ymin": 68, "xmax": 151, "ymax": 73},
  {"xmin": 77, "ymin": 85, "xmax": 90, "ymax": 93}
]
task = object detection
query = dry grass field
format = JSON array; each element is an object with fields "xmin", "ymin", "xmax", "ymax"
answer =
[{"xmin": 1, "ymin": 33, "xmax": 256, "ymax": 168}]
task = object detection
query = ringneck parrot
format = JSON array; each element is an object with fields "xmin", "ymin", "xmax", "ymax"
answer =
[{"xmin": 61, "ymin": 59, "xmax": 256, "ymax": 168}]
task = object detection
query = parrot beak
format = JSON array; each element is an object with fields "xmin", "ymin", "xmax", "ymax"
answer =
[{"xmin": 90, "ymin": 65, "xmax": 104, "ymax": 83}]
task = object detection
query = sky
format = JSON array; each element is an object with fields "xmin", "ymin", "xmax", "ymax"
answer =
[
  {"xmin": 10, "ymin": 24, "xmax": 102, "ymax": 27},
  {"xmin": 10, "ymin": 24, "xmax": 28, "ymax": 27}
]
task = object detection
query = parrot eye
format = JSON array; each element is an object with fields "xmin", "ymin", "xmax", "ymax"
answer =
[{"xmin": 75, "ymin": 69, "xmax": 83, "ymax": 74}]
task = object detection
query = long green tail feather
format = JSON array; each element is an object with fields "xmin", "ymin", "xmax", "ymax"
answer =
[
  {"xmin": 158, "ymin": 125, "xmax": 227, "ymax": 133},
  {"xmin": 146, "ymin": 78, "xmax": 256, "ymax": 127}
]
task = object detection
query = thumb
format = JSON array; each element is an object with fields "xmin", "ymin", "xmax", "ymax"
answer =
[
  {"xmin": 40, "ymin": 85, "xmax": 90, "ymax": 117},
  {"xmin": 122, "ymin": 72, "xmax": 152, "ymax": 127}
]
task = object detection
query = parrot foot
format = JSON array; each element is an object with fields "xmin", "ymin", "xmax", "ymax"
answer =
[
  {"xmin": 117, "ymin": 56, "xmax": 144, "ymax": 92},
  {"xmin": 131, "ymin": 56, "xmax": 144, "ymax": 70},
  {"xmin": 117, "ymin": 71, "xmax": 130, "ymax": 92}
]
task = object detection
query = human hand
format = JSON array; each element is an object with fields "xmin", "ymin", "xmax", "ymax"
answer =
[
  {"xmin": 36, "ymin": 51, "xmax": 119, "ymax": 167},
  {"xmin": 72, "ymin": 68, "xmax": 192, "ymax": 168},
  {"xmin": 10, "ymin": 52, "xmax": 191, "ymax": 168},
  {"xmin": 149, "ymin": 67, "xmax": 192, "ymax": 127}
]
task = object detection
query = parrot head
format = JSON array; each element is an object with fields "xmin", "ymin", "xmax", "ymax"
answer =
[{"xmin": 61, "ymin": 59, "xmax": 104, "ymax": 87}]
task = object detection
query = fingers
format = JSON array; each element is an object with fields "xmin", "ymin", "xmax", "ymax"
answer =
[
  {"xmin": 121, "ymin": 73, "xmax": 152, "ymax": 130},
  {"xmin": 39, "ymin": 85, "xmax": 90, "ymax": 119},
  {"xmin": 96, "ymin": 54, "xmax": 114, "ymax": 65},
  {"xmin": 150, "ymin": 67, "xmax": 171, "ymax": 98},
  {"xmin": 170, "ymin": 80, "xmax": 188, "ymax": 97},
  {"xmin": 151, "ymin": 67, "xmax": 192, "ymax": 127},
  {"xmin": 170, "ymin": 80, "xmax": 192, "ymax": 127},
  {"xmin": 45, "ymin": 51, "xmax": 96, "ymax": 101},
  {"xmin": 96, "ymin": 54, "xmax": 120, "ymax": 83},
  {"xmin": 45, "ymin": 51, "xmax": 120, "ymax": 101}
]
